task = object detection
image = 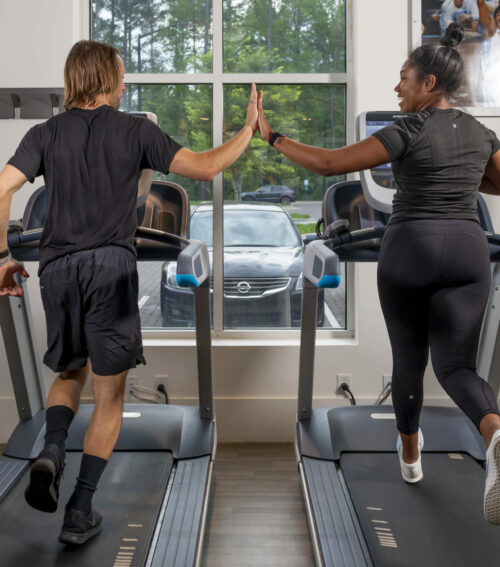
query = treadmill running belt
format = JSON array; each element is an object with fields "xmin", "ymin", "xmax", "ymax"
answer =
[
  {"xmin": 0, "ymin": 451, "xmax": 173, "ymax": 566},
  {"xmin": 341, "ymin": 452, "xmax": 500, "ymax": 567}
]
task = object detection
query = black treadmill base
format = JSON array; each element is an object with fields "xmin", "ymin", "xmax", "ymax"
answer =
[
  {"xmin": 341, "ymin": 452, "xmax": 500, "ymax": 567},
  {"xmin": 0, "ymin": 451, "xmax": 173, "ymax": 566}
]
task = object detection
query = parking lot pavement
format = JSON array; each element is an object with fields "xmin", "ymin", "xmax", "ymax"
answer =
[
  {"xmin": 138, "ymin": 261, "xmax": 163, "ymax": 327},
  {"xmin": 324, "ymin": 276, "xmax": 346, "ymax": 329},
  {"xmin": 287, "ymin": 201, "xmax": 322, "ymax": 220},
  {"xmin": 137, "ymin": 260, "xmax": 346, "ymax": 330}
]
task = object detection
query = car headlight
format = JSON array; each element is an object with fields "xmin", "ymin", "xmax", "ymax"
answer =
[
  {"xmin": 165, "ymin": 263, "xmax": 183, "ymax": 289},
  {"xmin": 296, "ymin": 272, "xmax": 303, "ymax": 291}
]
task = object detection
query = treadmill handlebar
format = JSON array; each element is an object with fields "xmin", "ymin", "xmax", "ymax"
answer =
[
  {"xmin": 7, "ymin": 225, "xmax": 40, "ymax": 246},
  {"xmin": 135, "ymin": 226, "xmax": 190, "ymax": 248},
  {"xmin": 7, "ymin": 225, "xmax": 190, "ymax": 252},
  {"xmin": 486, "ymin": 232, "xmax": 500, "ymax": 247},
  {"xmin": 325, "ymin": 226, "xmax": 500, "ymax": 252},
  {"xmin": 326, "ymin": 226, "xmax": 387, "ymax": 250}
]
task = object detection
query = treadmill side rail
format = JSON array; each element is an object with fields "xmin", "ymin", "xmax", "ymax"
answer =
[
  {"xmin": 301, "ymin": 457, "xmax": 373, "ymax": 567},
  {"xmin": 149, "ymin": 455, "xmax": 212, "ymax": 567},
  {"xmin": 0, "ymin": 456, "xmax": 29, "ymax": 505},
  {"xmin": 0, "ymin": 282, "xmax": 45, "ymax": 421},
  {"xmin": 477, "ymin": 262, "xmax": 500, "ymax": 398}
]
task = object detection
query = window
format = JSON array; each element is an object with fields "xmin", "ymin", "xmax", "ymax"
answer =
[
  {"xmin": 91, "ymin": 0, "xmax": 352, "ymax": 334},
  {"xmin": 91, "ymin": 0, "xmax": 212, "ymax": 73},
  {"xmin": 223, "ymin": 0, "xmax": 346, "ymax": 74}
]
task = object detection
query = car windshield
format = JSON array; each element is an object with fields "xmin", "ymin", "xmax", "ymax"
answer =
[{"xmin": 191, "ymin": 209, "xmax": 302, "ymax": 248}]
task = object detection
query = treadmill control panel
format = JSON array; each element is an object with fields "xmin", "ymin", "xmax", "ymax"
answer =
[{"xmin": 357, "ymin": 111, "xmax": 410, "ymax": 214}]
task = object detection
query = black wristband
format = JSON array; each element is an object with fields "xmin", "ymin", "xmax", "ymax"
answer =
[
  {"xmin": 269, "ymin": 131, "xmax": 284, "ymax": 147},
  {"xmin": 0, "ymin": 249, "xmax": 9, "ymax": 260}
]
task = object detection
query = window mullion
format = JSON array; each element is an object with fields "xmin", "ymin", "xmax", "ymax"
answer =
[
  {"xmin": 123, "ymin": 73, "xmax": 215, "ymax": 84},
  {"xmin": 212, "ymin": 0, "xmax": 224, "ymax": 334}
]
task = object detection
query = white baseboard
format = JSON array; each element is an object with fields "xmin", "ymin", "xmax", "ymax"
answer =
[{"xmin": 0, "ymin": 395, "xmax": 458, "ymax": 444}]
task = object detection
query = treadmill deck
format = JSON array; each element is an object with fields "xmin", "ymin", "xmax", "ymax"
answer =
[
  {"xmin": 341, "ymin": 452, "xmax": 500, "ymax": 567},
  {"xmin": 0, "ymin": 452, "xmax": 172, "ymax": 566}
]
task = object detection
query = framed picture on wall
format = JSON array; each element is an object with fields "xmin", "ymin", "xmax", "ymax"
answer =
[{"xmin": 410, "ymin": 0, "xmax": 500, "ymax": 114}]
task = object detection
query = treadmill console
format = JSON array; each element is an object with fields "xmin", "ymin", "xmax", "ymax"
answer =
[
  {"xmin": 124, "ymin": 111, "xmax": 158, "ymax": 209},
  {"xmin": 356, "ymin": 111, "xmax": 409, "ymax": 214}
]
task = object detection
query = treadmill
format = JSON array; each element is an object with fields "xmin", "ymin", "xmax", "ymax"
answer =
[
  {"xmin": 0, "ymin": 155, "xmax": 215, "ymax": 565},
  {"xmin": 296, "ymin": 111, "xmax": 500, "ymax": 567}
]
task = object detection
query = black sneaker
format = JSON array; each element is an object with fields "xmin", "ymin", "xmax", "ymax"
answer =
[
  {"xmin": 25, "ymin": 444, "xmax": 64, "ymax": 513},
  {"xmin": 59, "ymin": 508, "xmax": 103, "ymax": 545}
]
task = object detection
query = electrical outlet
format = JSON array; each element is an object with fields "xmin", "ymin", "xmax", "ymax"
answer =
[
  {"xmin": 383, "ymin": 374, "xmax": 392, "ymax": 389},
  {"xmin": 153, "ymin": 374, "xmax": 168, "ymax": 390},
  {"xmin": 154, "ymin": 374, "xmax": 168, "ymax": 403},
  {"xmin": 336, "ymin": 373, "xmax": 351, "ymax": 396}
]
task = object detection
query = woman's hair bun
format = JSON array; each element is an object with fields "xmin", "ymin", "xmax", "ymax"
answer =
[{"xmin": 440, "ymin": 23, "xmax": 464, "ymax": 48}]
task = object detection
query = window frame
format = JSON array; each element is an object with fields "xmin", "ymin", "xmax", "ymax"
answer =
[{"xmin": 86, "ymin": 0, "xmax": 356, "ymax": 340}]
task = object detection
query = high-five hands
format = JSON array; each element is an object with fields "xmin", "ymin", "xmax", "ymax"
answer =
[
  {"xmin": 257, "ymin": 90, "xmax": 272, "ymax": 142},
  {"xmin": 245, "ymin": 83, "xmax": 263, "ymax": 135},
  {"xmin": 245, "ymin": 84, "xmax": 273, "ymax": 142}
]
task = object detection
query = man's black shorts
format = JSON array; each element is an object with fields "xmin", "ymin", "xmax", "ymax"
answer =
[{"xmin": 40, "ymin": 246, "xmax": 146, "ymax": 376}]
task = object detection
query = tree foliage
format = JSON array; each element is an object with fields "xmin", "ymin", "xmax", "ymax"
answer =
[{"xmin": 92, "ymin": 0, "xmax": 346, "ymax": 201}]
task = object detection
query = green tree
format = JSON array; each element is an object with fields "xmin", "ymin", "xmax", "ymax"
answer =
[
  {"xmin": 223, "ymin": 84, "xmax": 345, "ymax": 201},
  {"xmin": 223, "ymin": 0, "xmax": 345, "ymax": 74},
  {"xmin": 92, "ymin": 0, "xmax": 347, "ymax": 202}
]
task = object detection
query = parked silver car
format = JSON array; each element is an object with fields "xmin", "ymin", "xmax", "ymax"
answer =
[{"xmin": 160, "ymin": 202, "xmax": 324, "ymax": 327}]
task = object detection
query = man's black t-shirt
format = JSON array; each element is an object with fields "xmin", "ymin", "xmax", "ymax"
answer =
[
  {"xmin": 372, "ymin": 107, "xmax": 500, "ymax": 224},
  {"xmin": 8, "ymin": 105, "xmax": 182, "ymax": 273}
]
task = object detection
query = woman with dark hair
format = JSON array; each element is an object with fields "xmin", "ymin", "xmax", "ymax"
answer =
[{"xmin": 258, "ymin": 23, "xmax": 500, "ymax": 524}]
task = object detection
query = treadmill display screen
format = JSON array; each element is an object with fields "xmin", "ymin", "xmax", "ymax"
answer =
[{"xmin": 366, "ymin": 120, "xmax": 396, "ymax": 189}]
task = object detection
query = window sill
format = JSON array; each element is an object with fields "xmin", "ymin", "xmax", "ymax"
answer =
[{"xmin": 142, "ymin": 328, "xmax": 355, "ymax": 347}]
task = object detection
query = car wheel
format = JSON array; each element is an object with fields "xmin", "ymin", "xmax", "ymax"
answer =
[
  {"xmin": 280, "ymin": 196, "xmax": 291, "ymax": 205},
  {"xmin": 242, "ymin": 196, "xmax": 252, "ymax": 201}
]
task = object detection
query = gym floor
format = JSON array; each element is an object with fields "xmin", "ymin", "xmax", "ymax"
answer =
[{"xmin": 201, "ymin": 443, "xmax": 314, "ymax": 567}]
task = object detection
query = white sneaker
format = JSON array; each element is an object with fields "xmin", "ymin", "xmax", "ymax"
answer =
[
  {"xmin": 396, "ymin": 428, "xmax": 424, "ymax": 484},
  {"xmin": 484, "ymin": 429, "xmax": 500, "ymax": 525}
]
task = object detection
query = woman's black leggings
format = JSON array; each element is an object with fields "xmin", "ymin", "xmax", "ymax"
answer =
[{"xmin": 377, "ymin": 219, "xmax": 499, "ymax": 435}]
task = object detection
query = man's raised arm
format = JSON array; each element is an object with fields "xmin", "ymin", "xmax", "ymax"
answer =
[{"xmin": 169, "ymin": 84, "xmax": 261, "ymax": 181}]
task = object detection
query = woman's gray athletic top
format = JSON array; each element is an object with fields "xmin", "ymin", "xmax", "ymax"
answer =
[{"xmin": 372, "ymin": 107, "xmax": 500, "ymax": 224}]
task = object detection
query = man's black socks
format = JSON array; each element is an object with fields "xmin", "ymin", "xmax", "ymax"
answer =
[
  {"xmin": 44, "ymin": 405, "xmax": 75, "ymax": 450},
  {"xmin": 66, "ymin": 454, "xmax": 108, "ymax": 516}
]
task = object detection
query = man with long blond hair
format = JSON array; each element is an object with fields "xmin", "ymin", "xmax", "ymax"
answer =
[{"xmin": 0, "ymin": 40, "xmax": 259, "ymax": 544}]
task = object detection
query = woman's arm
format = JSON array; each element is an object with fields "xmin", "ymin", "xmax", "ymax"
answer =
[
  {"xmin": 257, "ymin": 94, "xmax": 391, "ymax": 176},
  {"xmin": 479, "ymin": 150, "xmax": 500, "ymax": 195}
]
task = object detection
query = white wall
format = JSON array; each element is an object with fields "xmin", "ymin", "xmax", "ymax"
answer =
[
  {"xmin": 0, "ymin": 0, "xmax": 80, "ymax": 441},
  {"xmin": 1, "ymin": 0, "xmax": 499, "ymax": 443},
  {"xmin": 0, "ymin": 0, "xmax": 77, "ymax": 88}
]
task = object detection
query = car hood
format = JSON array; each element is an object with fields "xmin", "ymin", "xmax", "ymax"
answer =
[{"xmin": 211, "ymin": 247, "xmax": 303, "ymax": 277}]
